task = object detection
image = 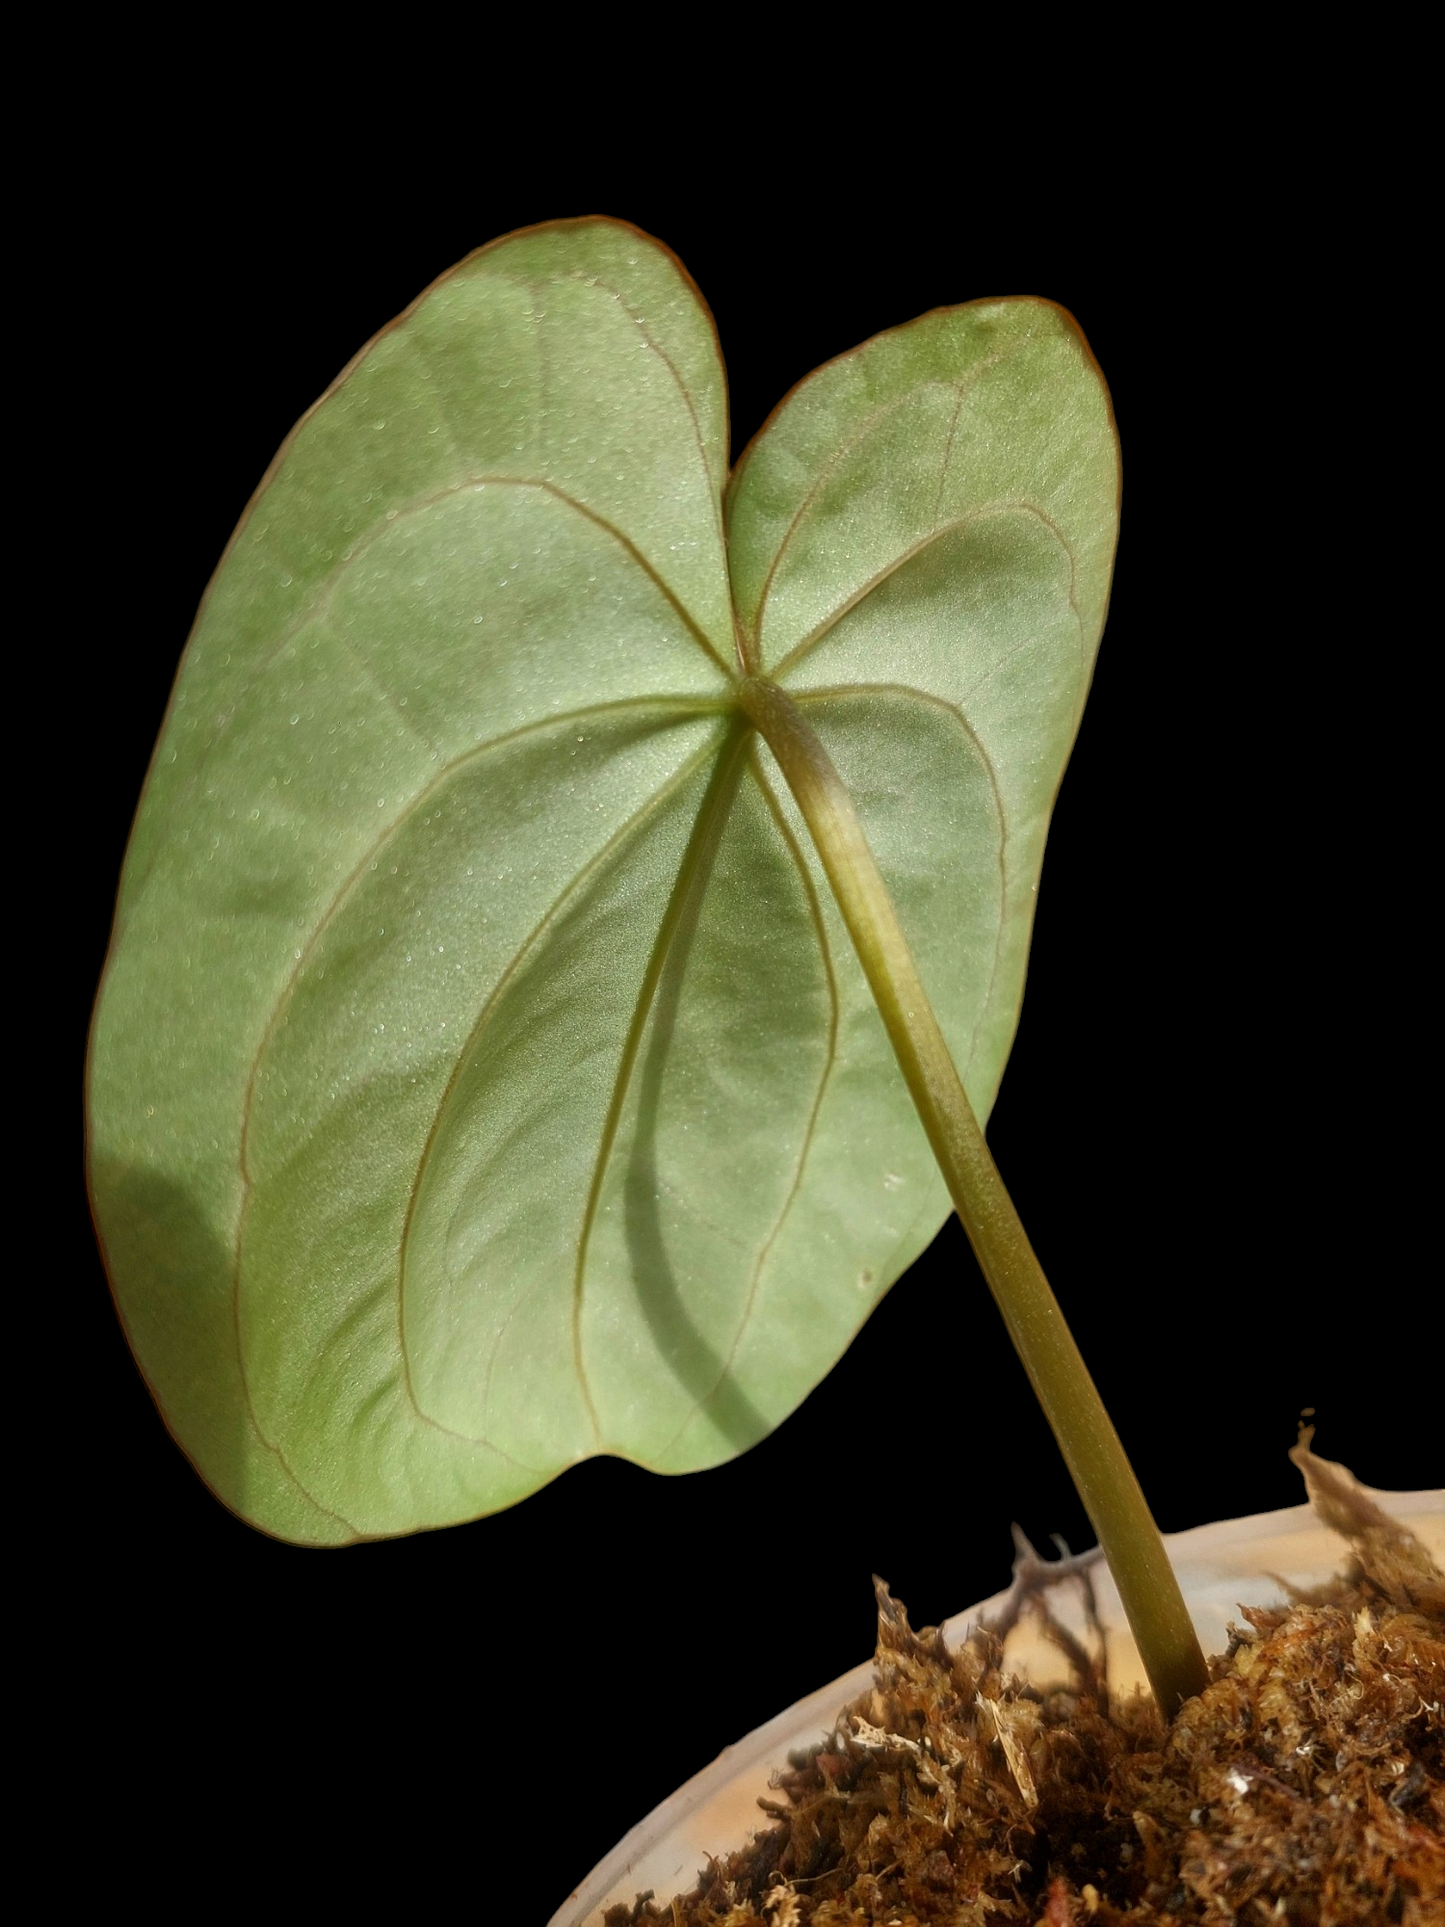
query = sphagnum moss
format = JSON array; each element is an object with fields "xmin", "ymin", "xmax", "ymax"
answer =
[{"xmin": 608, "ymin": 1447, "xmax": 1443, "ymax": 1926}]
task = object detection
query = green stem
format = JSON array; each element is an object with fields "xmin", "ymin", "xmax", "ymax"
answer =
[{"xmin": 738, "ymin": 674, "xmax": 1209, "ymax": 1716}]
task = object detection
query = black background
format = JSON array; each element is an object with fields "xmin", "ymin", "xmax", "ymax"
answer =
[{"xmin": 77, "ymin": 161, "xmax": 1433, "ymax": 1902}]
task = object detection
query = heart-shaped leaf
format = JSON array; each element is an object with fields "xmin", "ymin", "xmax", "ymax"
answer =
[{"xmin": 88, "ymin": 220, "xmax": 1118, "ymax": 1542}]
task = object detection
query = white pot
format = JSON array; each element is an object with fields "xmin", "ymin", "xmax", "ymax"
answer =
[{"xmin": 551, "ymin": 1489, "xmax": 1444, "ymax": 1927}]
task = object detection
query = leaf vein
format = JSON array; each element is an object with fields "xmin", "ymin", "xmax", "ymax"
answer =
[
  {"xmin": 150, "ymin": 477, "xmax": 732, "ymax": 889},
  {"xmin": 771, "ymin": 499, "xmax": 1084, "ymax": 684},
  {"xmin": 559, "ymin": 265, "xmax": 728, "ymax": 561},
  {"xmin": 233, "ymin": 702, "xmax": 726, "ymax": 1466},
  {"xmin": 790, "ymin": 682, "xmax": 1009, "ymax": 1082},
  {"xmin": 753, "ymin": 342, "xmax": 1022, "ymax": 658}
]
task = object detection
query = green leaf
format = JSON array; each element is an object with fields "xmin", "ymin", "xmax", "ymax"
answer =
[{"xmin": 88, "ymin": 219, "xmax": 1118, "ymax": 1543}]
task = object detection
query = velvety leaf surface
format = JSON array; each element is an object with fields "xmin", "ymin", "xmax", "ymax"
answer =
[{"xmin": 88, "ymin": 221, "xmax": 1117, "ymax": 1541}]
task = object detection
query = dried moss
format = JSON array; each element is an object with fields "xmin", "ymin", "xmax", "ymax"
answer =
[{"xmin": 605, "ymin": 1454, "xmax": 1443, "ymax": 1926}]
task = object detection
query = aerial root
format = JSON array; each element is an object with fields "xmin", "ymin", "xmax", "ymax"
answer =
[{"xmin": 980, "ymin": 1522, "xmax": 1108, "ymax": 1698}]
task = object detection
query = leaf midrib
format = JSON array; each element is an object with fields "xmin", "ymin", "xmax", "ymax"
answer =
[
  {"xmin": 397, "ymin": 726, "xmax": 734, "ymax": 1450},
  {"xmin": 568, "ymin": 719, "xmax": 753, "ymax": 1443}
]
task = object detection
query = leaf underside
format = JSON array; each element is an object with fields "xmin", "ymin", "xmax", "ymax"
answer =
[{"xmin": 88, "ymin": 220, "xmax": 1118, "ymax": 1543}]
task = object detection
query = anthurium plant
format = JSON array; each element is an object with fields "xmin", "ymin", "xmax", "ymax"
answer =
[{"xmin": 89, "ymin": 217, "xmax": 1208, "ymax": 1715}]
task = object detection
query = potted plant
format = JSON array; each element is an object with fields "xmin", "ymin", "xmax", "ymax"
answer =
[{"xmin": 87, "ymin": 214, "xmax": 1441, "ymax": 1911}]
